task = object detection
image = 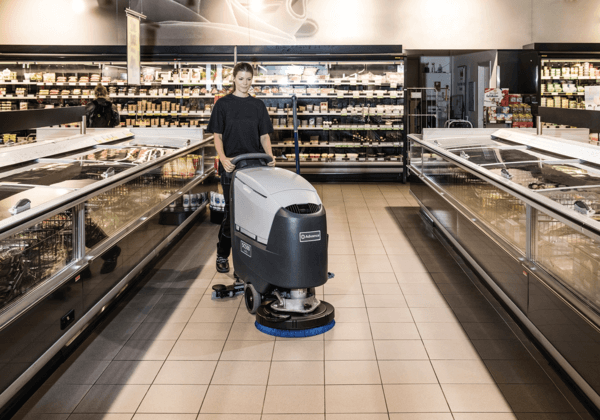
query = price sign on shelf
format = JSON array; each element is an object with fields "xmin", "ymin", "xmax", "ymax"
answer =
[{"xmin": 390, "ymin": 82, "xmax": 397, "ymax": 89}]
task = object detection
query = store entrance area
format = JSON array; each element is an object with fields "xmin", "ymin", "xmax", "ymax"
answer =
[{"xmin": 10, "ymin": 183, "xmax": 590, "ymax": 419}]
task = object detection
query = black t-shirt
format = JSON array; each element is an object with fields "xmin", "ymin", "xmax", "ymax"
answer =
[{"xmin": 206, "ymin": 94, "xmax": 274, "ymax": 158}]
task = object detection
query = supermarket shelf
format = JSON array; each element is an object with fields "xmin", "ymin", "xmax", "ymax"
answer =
[
  {"xmin": 276, "ymin": 159, "xmax": 402, "ymax": 166},
  {"xmin": 542, "ymin": 92, "xmax": 585, "ymax": 96},
  {"xmin": 0, "ymin": 80, "xmax": 405, "ymax": 87},
  {"xmin": 539, "ymin": 107, "xmax": 600, "ymax": 132},
  {"xmin": 273, "ymin": 143, "xmax": 403, "ymax": 148},
  {"xmin": 0, "ymin": 93, "xmax": 405, "ymax": 100},
  {"xmin": 273, "ymin": 126, "xmax": 403, "ymax": 131},
  {"xmin": 540, "ymin": 76, "xmax": 600, "ymax": 81}
]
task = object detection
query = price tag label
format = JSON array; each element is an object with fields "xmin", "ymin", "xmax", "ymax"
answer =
[
  {"xmin": 145, "ymin": 82, "xmax": 152, "ymax": 86},
  {"xmin": 181, "ymin": 113, "xmax": 188, "ymax": 116},
  {"xmin": 168, "ymin": 93, "xmax": 175, "ymax": 97},
  {"xmin": 552, "ymin": 92, "xmax": 558, "ymax": 96},
  {"xmin": 353, "ymin": 91, "xmax": 360, "ymax": 98},
  {"xmin": 337, "ymin": 93, "xmax": 344, "ymax": 98},
  {"xmin": 171, "ymin": 111, "xmax": 177, "ymax": 115},
  {"xmin": 341, "ymin": 113, "xmax": 347, "ymax": 116},
  {"xmin": 350, "ymin": 79, "xmax": 357, "ymax": 85},
  {"xmin": 390, "ymin": 92, "xmax": 398, "ymax": 98},
  {"xmin": 27, "ymin": 94, "xmax": 34, "ymax": 98},
  {"xmin": 541, "ymin": 76, "xmax": 550, "ymax": 80},
  {"xmin": 175, "ymin": 95, "xmax": 182, "ymax": 99},
  {"xmin": 580, "ymin": 76, "xmax": 590, "ymax": 80},
  {"xmin": 377, "ymin": 95, "xmax": 384, "ymax": 99},
  {"xmin": 69, "ymin": 83, "xmax": 76, "ymax": 86},
  {"xmin": 79, "ymin": 82, "xmax": 87, "ymax": 86},
  {"xmin": 366, "ymin": 94, "xmax": 374, "ymax": 99},
  {"xmin": 102, "ymin": 82, "xmax": 108, "ymax": 86},
  {"xmin": 117, "ymin": 82, "xmax": 125, "ymax": 85},
  {"xmin": 334, "ymin": 79, "xmax": 341, "ymax": 85},
  {"xmin": 37, "ymin": 83, "xmax": 44, "ymax": 86},
  {"xmin": 323, "ymin": 126, "xmax": 330, "ymax": 130},
  {"xmin": 56, "ymin": 82, "xmax": 63, "ymax": 86},
  {"xmin": 161, "ymin": 112, "xmax": 168, "ymax": 116},
  {"xmin": 183, "ymin": 95, "xmax": 190, "ymax": 99},
  {"xmin": 140, "ymin": 93, "xmax": 146, "ymax": 96},
  {"xmin": 391, "ymin": 82, "xmax": 398, "ymax": 89},
  {"xmin": 50, "ymin": 95, "xmax": 58, "ymax": 98}
]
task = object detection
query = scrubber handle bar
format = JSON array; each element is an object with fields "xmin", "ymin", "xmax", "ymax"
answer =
[{"xmin": 231, "ymin": 153, "xmax": 273, "ymax": 167}]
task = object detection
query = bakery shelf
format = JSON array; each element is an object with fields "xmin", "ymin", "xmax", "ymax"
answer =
[
  {"xmin": 542, "ymin": 92, "xmax": 585, "ymax": 96},
  {"xmin": 273, "ymin": 143, "xmax": 402, "ymax": 148}
]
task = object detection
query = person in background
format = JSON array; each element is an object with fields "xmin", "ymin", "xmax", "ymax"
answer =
[
  {"xmin": 206, "ymin": 62, "xmax": 275, "ymax": 273},
  {"xmin": 86, "ymin": 84, "xmax": 120, "ymax": 127}
]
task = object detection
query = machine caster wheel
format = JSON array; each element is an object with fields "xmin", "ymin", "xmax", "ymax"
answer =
[{"xmin": 245, "ymin": 284, "xmax": 261, "ymax": 314}]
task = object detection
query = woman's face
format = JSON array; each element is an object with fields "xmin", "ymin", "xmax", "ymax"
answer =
[{"xmin": 235, "ymin": 70, "xmax": 253, "ymax": 95}]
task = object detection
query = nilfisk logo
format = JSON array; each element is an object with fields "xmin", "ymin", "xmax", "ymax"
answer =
[
  {"xmin": 299, "ymin": 230, "xmax": 321, "ymax": 242},
  {"xmin": 240, "ymin": 240, "xmax": 252, "ymax": 257}
]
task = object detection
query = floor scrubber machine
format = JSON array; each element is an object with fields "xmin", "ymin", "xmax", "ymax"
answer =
[{"xmin": 212, "ymin": 153, "xmax": 335, "ymax": 337}]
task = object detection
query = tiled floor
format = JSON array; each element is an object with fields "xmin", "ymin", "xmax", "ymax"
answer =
[{"xmin": 13, "ymin": 183, "xmax": 594, "ymax": 419}]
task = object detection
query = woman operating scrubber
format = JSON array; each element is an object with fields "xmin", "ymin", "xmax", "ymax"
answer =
[{"xmin": 206, "ymin": 62, "xmax": 275, "ymax": 273}]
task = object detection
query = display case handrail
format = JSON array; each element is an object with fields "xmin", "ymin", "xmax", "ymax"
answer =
[
  {"xmin": 408, "ymin": 134, "xmax": 600, "ymax": 242},
  {"xmin": 0, "ymin": 135, "xmax": 214, "ymax": 240}
]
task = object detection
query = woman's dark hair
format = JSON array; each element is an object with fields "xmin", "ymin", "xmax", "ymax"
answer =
[
  {"xmin": 231, "ymin": 62, "xmax": 254, "ymax": 93},
  {"xmin": 94, "ymin": 84, "xmax": 108, "ymax": 98}
]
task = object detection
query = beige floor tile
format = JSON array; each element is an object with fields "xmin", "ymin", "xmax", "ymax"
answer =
[
  {"xmin": 432, "ymin": 360, "xmax": 495, "ymax": 384},
  {"xmin": 324, "ymin": 281, "xmax": 363, "ymax": 295},
  {"xmin": 403, "ymin": 294, "xmax": 450, "ymax": 308},
  {"xmin": 268, "ymin": 361, "xmax": 324, "ymax": 385},
  {"xmin": 362, "ymin": 283, "xmax": 402, "ymax": 295},
  {"xmin": 71, "ymin": 414, "xmax": 135, "ymax": 420},
  {"xmin": 390, "ymin": 256, "xmax": 428, "ymax": 273},
  {"xmin": 154, "ymin": 361, "xmax": 217, "ymax": 384},
  {"xmin": 189, "ymin": 308, "xmax": 238, "ymax": 323},
  {"xmin": 228, "ymin": 323, "xmax": 276, "ymax": 341},
  {"xmin": 394, "ymin": 271, "xmax": 434, "ymax": 284},
  {"xmin": 197, "ymin": 295, "xmax": 242, "ymax": 308},
  {"xmin": 324, "ymin": 340, "xmax": 376, "ymax": 360},
  {"xmin": 211, "ymin": 361, "xmax": 271, "ymax": 385},
  {"xmin": 328, "ymin": 415, "xmax": 389, "ymax": 420},
  {"xmin": 325, "ymin": 360, "xmax": 381, "ymax": 384},
  {"xmin": 220, "ymin": 341, "xmax": 275, "ymax": 361},
  {"xmin": 364, "ymin": 294, "xmax": 407, "ymax": 308},
  {"xmin": 272, "ymin": 341, "xmax": 324, "ymax": 361},
  {"xmin": 451, "ymin": 414, "xmax": 518, "ymax": 420},
  {"xmin": 354, "ymin": 246, "xmax": 387, "ymax": 255},
  {"xmin": 416, "ymin": 322, "xmax": 469, "ymax": 340},
  {"xmin": 167, "ymin": 340, "xmax": 225, "ymax": 361},
  {"xmin": 323, "ymin": 294, "xmax": 365, "ymax": 308},
  {"xmin": 179, "ymin": 323, "xmax": 231, "ymax": 340},
  {"xmin": 234, "ymin": 309, "xmax": 257, "ymax": 323},
  {"xmin": 96, "ymin": 361, "xmax": 162, "ymax": 385},
  {"xmin": 325, "ymin": 385, "xmax": 387, "ymax": 413},
  {"xmin": 356, "ymin": 255, "xmax": 394, "ymax": 273},
  {"xmin": 75, "ymin": 337, "xmax": 126, "ymax": 361},
  {"xmin": 200, "ymin": 385, "xmax": 266, "ymax": 414},
  {"xmin": 324, "ymin": 322, "xmax": 372, "ymax": 340},
  {"xmin": 137, "ymin": 385, "xmax": 208, "ymax": 413},
  {"xmin": 329, "ymin": 243, "xmax": 355, "ymax": 255},
  {"xmin": 388, "ymin": 414, "xmax": 453, "ymax": 420},
  {"xmin": 261, "ymin": 415, "xmax": 324, "ymax": 420},
  {"xmin": 423, "ymin": 340, "xmax": 480, "ymax": 360},
  {"xmin": 400, "ymin": 283, "xmax": 443, "ymax": 295},
  {"xmin": 360, "ymin": 272, "xmax": 399, "ymax": 284},
  {"xmin": 334, "ymin": 307, "xmax": 369, "ymax": 323},
  {"xmin": 197, "ymin": 415, "xmax": 260, "ymax": 420},
  {"xmin": 52, "ymin": 359, "xmax": 111, "ymax": 385},
  {"xmin": 410, "ymin": 308, "xmax": 458, "ymax": 323},
  {"xmin": 373, "ymin": 340, "xmax": 429, "ymax": 360},
  {"xmin": 441, "ymin": 384, "xmax": 513, "ymax": 412},
  {"xmin": 328, "ymin": 262, "xmax": 358, "ymax": 273},
  {"xmin": 384, "ymin": 384, "xmax": 449, "ymax": 413},
  {"xmin": 154, "ymin": 293, "xmax": 203, "ymax": 309},
  {"xmin": 367, "ymin": 308, "xmax": 413, "ymax": 323},
  {"xmin": 370, "ymin": 323, "xmax": 420, "ymax": 340},
  {"xmin": 74, "ymin": 384, "xmax": 149, "ymax": 413},
  {"xmin": 130, "ymin": 322, "xmax": 186, "ymax": 341},
  {"xmin": 20, "ymin": 384, "xmax": 92, "ymax": 414},
  {"xmin": 114, "ymin": 340, "xmax": 176, "ymax": 361},
  {"xmin": 144, "ymin": 306, "xmax": 194, "ymax": 324},
  {"xmin": 263, "ymin": 385, "xmax": 324, "ymax": 414},
  {"xmin": 352, "ymin": 239, "xmax": 384, "ymax": 247},
  {"xmin": 379, "ymin": 360, "xmax": 438, "ymax": 384}
]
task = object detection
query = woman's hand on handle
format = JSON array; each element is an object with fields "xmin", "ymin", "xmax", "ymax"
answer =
[
  {"xmin": 268, "ymin": 154, "xmax": 276, "ymax": 167},
  {"xmin": 221, "ymin": 157, "xmax": 235, "ymax": 173}
]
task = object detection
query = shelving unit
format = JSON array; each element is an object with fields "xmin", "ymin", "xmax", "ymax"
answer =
[{"xmin": 0, "ymin": 45, "xmax": 407, "ymax": 179}]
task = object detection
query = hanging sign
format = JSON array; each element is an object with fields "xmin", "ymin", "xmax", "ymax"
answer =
[{"xmin": 126, "ymin": 8, "xmax": 146, "ymax": 86}]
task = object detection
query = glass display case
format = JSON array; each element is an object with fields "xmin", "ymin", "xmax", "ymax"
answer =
[
  {"xmin": 409, "ymin": 128, "xmax": 600, "ymax": 408},
  {"xmin": 0, "ymin": 127, "xmax": 216, "ymax": 411}
]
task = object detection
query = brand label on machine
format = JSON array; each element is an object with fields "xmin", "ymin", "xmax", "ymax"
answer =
[
  {"xmin": 240, "ymin": 240, "xmax": 252, "ymax": 258},
  {"xmin": 299, "ymin": 231, "xmax": 321, "ymax": 242}
]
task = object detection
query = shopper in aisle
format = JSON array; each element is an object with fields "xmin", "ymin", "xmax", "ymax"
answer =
[
  {"xmin": 206, "ymin": 62, "xmax": 275, "ymax": 273},
  {"xmin": 85, "ymin": 85, "xmax": 120, "ymax": 128}
]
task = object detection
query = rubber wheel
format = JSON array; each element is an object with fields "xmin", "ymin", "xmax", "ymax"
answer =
[{"xmin": 245, "ymin": 284, "xmax": 261, "ymax": 314}]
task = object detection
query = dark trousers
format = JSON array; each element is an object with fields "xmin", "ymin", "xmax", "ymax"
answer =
[{"xmin": 217, "ymin": 170, "xmax": 232, "ymax": 258}]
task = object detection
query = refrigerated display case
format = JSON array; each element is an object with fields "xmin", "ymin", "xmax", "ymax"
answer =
[
  {"xmin": 409, "ymin": 128, "xmax": 600, "ymax": 409},
  {"xmin": 0, "ymin": 126, "xmax": 216, "ymax": 415}
]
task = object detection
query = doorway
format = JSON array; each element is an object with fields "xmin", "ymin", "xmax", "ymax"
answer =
[{"xmin": 477, "ymin": 62, "xmax": 491, "ymax": 127}]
